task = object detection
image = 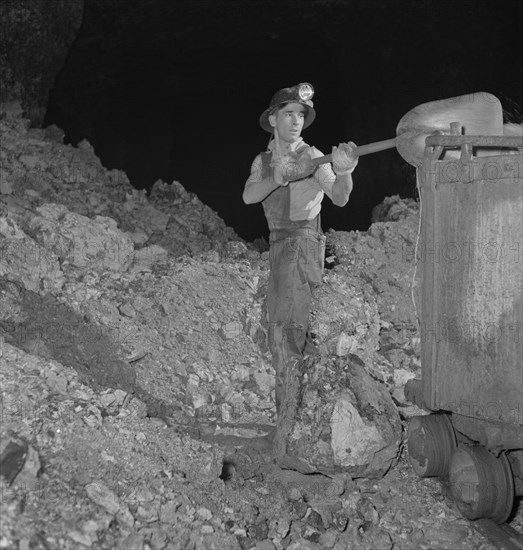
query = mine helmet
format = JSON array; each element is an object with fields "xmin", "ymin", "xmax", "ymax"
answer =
[{"xmin": 259, "ymin": 82, "xmax": 316, "ymax": 133}]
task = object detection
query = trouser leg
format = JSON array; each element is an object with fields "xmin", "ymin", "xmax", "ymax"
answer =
[
  {"xmin": 266, "ymin": 236, "xmax": 323, "ymax": 456},
  {"xmin": 269, "ymin": 323, "xmax": 287, "ymax": 415},
  {"xmin": 272, "ymin": 356, "xmax": 301, "ymax": 457}
]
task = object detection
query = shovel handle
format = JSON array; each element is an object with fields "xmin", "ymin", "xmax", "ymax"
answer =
[{"xmin": 311, "ymin": 137, "xmax": 397, "ymax": 166}]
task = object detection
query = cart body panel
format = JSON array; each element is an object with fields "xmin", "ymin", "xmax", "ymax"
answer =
[{"xmin": 418, "ymin": 146, "xmax": 522, "ymax": 437}]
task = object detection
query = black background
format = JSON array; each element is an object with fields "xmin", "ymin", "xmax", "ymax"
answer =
[{"xmin": 45, "ymin": 0, "xmax": 522, "ymax": 241}]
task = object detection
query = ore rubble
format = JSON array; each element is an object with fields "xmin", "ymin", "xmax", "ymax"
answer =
[{"xmin": 0, "ymin": 110, "xmax": 518, "ymax": 549}]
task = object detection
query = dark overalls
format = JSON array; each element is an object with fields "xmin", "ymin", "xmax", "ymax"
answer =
[{"xmin": 260, "ymin": 146, "xmax": 326, "ymax": 453}]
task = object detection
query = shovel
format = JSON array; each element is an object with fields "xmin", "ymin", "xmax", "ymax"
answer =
[{"xmin": 311, "ymin": 92, "xmax": 503, "ymax": 168}]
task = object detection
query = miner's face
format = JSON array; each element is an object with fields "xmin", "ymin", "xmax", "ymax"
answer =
[{"xmin": 269, "ymin": 103, "xmax": 306, "ymax": 144}]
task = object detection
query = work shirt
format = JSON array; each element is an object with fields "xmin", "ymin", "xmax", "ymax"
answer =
[{"xmin": 247, "ymin": 138, "xmax": 338, "ymax": 231}]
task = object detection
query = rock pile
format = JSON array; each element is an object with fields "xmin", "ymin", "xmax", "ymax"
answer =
[{"xmin": 0, "ymin": 113, "xmax": 238, "ymax": 265}]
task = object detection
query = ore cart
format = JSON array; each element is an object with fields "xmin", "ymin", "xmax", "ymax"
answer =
[{"xmin": 405, "ymin": 128, "xmax": 523, "ymax": 523}]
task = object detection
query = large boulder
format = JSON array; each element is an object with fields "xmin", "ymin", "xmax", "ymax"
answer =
[{"xmin": 286, "ymin": 355, "xmax": 402, "ymax": 479}]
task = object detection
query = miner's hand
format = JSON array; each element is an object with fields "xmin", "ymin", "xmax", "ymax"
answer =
[{"xmin": 332, "ymin": 142, "xmax": 359, "ymax": 174}]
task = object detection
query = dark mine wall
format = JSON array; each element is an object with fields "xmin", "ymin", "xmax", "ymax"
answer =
[{"xmin": 0, "ymin": 0, "xmax": 84, "ymax": 125}]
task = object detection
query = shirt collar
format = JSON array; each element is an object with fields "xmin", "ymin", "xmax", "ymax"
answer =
[{"xmin": 267, "ymin": 137, "xmax": 304, "ymax": 154}]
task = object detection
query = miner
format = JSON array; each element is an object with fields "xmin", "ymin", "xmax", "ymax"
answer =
[{"xmin": 242, "ymin": 82, "xmax": 359, "ymax": 459}]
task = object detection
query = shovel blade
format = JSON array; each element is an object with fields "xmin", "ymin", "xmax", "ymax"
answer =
[{"xmin": 396, "ymin": 92, "xmax": 503, "ymax": 166}]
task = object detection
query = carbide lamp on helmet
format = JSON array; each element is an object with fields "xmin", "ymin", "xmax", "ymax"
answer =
[
  {"xmin": 259, "ymin": 82, "xmax": 316, "ymax": 133},
  {"xmin": 298, "ymin": 83, "xmax": 314, "ymax": 102}
]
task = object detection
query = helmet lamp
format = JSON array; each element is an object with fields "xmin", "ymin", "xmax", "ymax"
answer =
[{"xmin": 298, "ymin": 83, "xmax": 314, "ymax": 102}]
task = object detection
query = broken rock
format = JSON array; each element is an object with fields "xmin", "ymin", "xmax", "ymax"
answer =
[
  {"xmin": 28, "ymin": 203, "xmax": 134, "ymax": 272},
  {"xmin": 86, "ymin": 482, "xmax": 134, "ymax": 526},
  {"xmin": 287, "ymin": 355, "xmax": 401, "ymax": 478},
  {"xmin": 314, "ymin": 272, "xmax": 380, "ymax": 369},
  {"xmin": 0, "ymin": 435, "xmax": 28, "ymax": 485},
  {"xmin": 0, "ymin": 216, "xmax": 64, "ymax": 293}
]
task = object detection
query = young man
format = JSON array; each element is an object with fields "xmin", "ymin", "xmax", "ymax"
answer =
[{"xmin": 243, "ymin": 83, "xmax": 358, "ymax": 458}]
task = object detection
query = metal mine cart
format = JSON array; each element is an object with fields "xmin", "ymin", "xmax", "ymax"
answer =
[{"xmin": 405, "ymin": 127, "xmax": 523, "ymax": 524}]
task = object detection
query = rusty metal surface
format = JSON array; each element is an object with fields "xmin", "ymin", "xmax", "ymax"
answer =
[
  {"xmin": 474, "ymin": 519, "xmax": 523, "ymax": 550},
  {"xmin": 425, "ymin": 135, "xmax": 523, "ymax": 149},
  {"xmin": 418, "ymin": 147, "xmax": 523, "ymax": 435},
  {"xmin": 449, "ymin": 413, "xmax": 523, "ymax": 452}
]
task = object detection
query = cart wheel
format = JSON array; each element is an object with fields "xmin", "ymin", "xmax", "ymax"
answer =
[
  {"xmin": 407, "ymin": 414, "xmax": 456, "ymax": 477},
  {"xmin": 448, "ymin": 445, "xmax": 514, "ymax": 523}
]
